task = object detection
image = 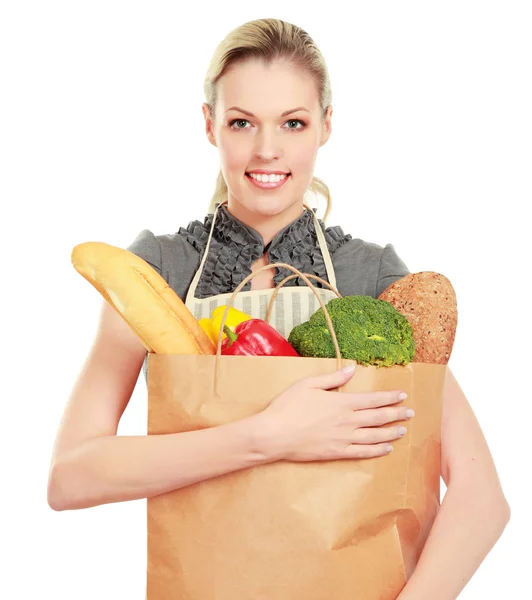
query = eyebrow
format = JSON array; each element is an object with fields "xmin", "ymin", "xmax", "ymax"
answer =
[{"xmin": 225, "ymin": 106, "xmax": 311, "ymax": 117}]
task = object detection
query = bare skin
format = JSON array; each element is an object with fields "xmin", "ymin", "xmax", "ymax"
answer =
[{"xmin": 250, "ymin": 252, "xmax": 275, "ymax": 290}]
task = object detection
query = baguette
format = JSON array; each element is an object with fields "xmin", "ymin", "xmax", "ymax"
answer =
[
  {"xmin": 71, "ymin": 242, "xmax": 215, "ymax": 355},
  {"xmin": 378, "ymin": 271, "xmax": 458, "ymax": 364}
]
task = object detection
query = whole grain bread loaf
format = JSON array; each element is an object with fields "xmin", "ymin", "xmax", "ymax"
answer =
[{"xmin": 378, "ymin": 272, "xmax": 458, "ymax": 364}]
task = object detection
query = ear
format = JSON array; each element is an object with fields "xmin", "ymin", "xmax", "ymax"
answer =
[
  {"xmin": 202, "ymin": 103, "xmax": 217, "ymax": 147},
  {"xmin": 319, "ymin": 105, "xmax": 332, "ymax": 147}
]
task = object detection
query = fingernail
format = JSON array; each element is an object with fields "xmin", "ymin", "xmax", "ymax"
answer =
[
  {"xmin": 342, "ymin": 364, "xmax": 356, "ymax": 374},
  {"xmin": 399, "ymin": 392, "xmax": 408, "ymax": 400},
  {"xmin": 386, "ymin": 445, "xmax": 394, "ymax": 452},
  {"xmin": 398, "ymin": 427, "xmax": 407, "ymax": 436},
  {"xmin": 406, "ymin": 409, "xmax": 415, "ymax": 418}
]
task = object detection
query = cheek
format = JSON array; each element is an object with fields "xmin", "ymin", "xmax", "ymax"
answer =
[
  {"xmin": 218, "ymin": 135, "xmax": 250, "ymax": 170},
  {"xmin": 286, "ymin": 131, "xmax": 319, "ymax": 170},
  {"xmin": 289, "ymin": 147, "xmax": 317, "ymax": 172}
]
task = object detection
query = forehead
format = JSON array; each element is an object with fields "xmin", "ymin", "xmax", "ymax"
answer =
[{"xmin": 217, "ymin": 59, "xmax": 320, "ymax": 115}]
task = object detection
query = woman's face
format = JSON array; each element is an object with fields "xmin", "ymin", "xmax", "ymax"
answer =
[{"xmin": 203, "ymin": 58, "xmax": 332, "ymax": 221}]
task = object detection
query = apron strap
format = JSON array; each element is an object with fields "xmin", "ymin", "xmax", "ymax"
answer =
[
  {"xmin": 305, "ymin": 203, "xmax": 337, "ymax": 290},
  {"xmin": 184, "ymin": 201, "xmax": 223, "ymax": 305}
]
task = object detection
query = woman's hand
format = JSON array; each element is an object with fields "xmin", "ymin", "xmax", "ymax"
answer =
[{"xmin": 253, "ymin": 365, "xmax": 415, "ymax": 462}]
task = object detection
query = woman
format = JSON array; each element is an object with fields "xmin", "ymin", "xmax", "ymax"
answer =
[{"xmin": 47, "ymin": 18, "xmax": 510, "ymax": 599}]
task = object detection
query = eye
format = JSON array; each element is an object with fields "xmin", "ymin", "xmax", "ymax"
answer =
[
  {"xmin": 285, "ymin": 119, "xmax": 306, "ymax": 130},
  {"xmin": 229, "ymin": 119, "xmax": 251, "ymax": 130},
  {"xmin": 228, "ymin": 119, "xmax": 307, "ymax": 131}
]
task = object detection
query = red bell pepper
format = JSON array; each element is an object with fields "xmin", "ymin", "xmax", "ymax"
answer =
[{"xmin": 221, "ymin": 320, "xmax": 299, "ymax": 357}]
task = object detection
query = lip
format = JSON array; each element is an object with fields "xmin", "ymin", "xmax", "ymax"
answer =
[
  {"xmin": 246, "ymin": 169, "xmax": 290, "ymax": 175},
  {"xmin": 245, "ymin": 172, "xmax": 291, "ymax": 189}
]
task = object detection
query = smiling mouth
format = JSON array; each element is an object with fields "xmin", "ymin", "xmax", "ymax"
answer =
[
  {"xmin": 245, "ymin": 172, "xmax": 291, "ymax": 189},
  {"xmin": 246, "ymin": 172, "xmax": 290, "ymax": 178}
]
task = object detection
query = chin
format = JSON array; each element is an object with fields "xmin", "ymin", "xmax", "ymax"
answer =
[
  {"xmin": 236, "ymin": 195, "xmax": 300, "ymax": 218},
  {"xmin": 252, "ymin": 201, "xmax": 287, "ymax": 215}
]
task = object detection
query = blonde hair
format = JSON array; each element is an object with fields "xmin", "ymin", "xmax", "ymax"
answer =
[{"xmin": 204, "ymin": 18, "xmax": 333, "ymax": 222}]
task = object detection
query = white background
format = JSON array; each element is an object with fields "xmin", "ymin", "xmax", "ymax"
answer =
[{"xmin": 1, "ymin": 1, "xmax": 530, "ymax": 598}]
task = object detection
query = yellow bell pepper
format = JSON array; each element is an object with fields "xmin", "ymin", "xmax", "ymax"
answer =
[
  {"xmin": 212, "ymin": 306, "xmax": 253, "ymax": 340},
  {"xmin": 198, "ymin": 318, "xmax": 217, "ymax": 345},
  {"xmin": 198, "ymin": 306, "xmax": 253, "ymax": 344}
]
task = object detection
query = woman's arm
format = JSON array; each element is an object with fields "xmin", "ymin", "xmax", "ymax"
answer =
[
  {"xmin": 396, "ymin": 367, "xmax": 511, "ymax": 600},
  {"xmin": 48, "ymin": 417, "xmax": 269, "ymax": 511},
  {"xmin": 47, "ymin": 301, "xmax": 271, "ymax": 511}
]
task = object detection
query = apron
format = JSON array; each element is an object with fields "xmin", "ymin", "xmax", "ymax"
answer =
[{"xmin": 184, "ymin": 201, "xmax": 340, "ymax": 338}]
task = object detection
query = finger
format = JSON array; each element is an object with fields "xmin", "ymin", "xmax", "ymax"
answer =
[
  {"xmin": 345, "ymin": 390, "xmax": 407, "ymax": 411},
  {"xmin": 350, "ymin": 425, "xmax": 407, "ymax": 445},
  {"xmin": 342, "ymin": 442, "xmax": 394, "ymax": 459},
  {"xmin": 307, "ymin": 364, "xmax": 357, "ymax": 390},
  {"xmin": 351, "ymin": 406, "xmax": 414, "ymax": 428}
]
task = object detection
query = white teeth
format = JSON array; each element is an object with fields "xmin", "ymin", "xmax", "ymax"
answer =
[{"xmin": 248, "ymin": 172, "xmax": 288, "ymax": 183}]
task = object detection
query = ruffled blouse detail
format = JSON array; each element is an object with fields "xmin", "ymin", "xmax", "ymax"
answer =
[{"xmin": 177, "ymin": 204, "xmax": 352, "ymax": 299}]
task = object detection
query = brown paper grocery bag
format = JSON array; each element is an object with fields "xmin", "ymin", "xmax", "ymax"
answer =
[{"xmin": 146, "ymin": 265, "xmax": 447, "ymax": 600}]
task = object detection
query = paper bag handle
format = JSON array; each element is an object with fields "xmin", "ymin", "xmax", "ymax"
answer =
[
  {"xmin": 215, "ymin": 262, "xmax": 342, "ymax": 367},
  {"xmin": 265, "ymin": 272, "xmax": 342, "ymax": 323}
]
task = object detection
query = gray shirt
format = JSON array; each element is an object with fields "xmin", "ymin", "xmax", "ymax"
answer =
[
  {"xmin": 127, "ymin": 204, "xmax": 410, "ymax": 299},
  {"xmin": 126, "ymin": 204, "xmax": 410, "ymax": 382}
]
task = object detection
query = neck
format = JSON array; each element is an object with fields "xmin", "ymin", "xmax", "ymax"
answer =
[{"xmin": 224, "ymin": 198, "xmax": 307, "ymax": 247}]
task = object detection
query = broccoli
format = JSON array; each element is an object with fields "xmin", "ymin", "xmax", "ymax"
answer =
[{"xmin": 288, "ymin": 295, "xmax": 415, "ymax": 367}]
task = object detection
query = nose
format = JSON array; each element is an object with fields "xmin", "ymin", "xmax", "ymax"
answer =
[{"xmin": 253, "ymin": 127, "xmax": 283, "ymax": 161}]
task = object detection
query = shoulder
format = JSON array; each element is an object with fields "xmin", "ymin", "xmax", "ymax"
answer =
[
  {"xmin": 331, "ymin": 234, "xmax": 410, "ymax": 298},
  {"xmin": 126, "ymin": 228, "xmax": 202, "ymax": 301},
  {"xmin": 126, "ymin": 229, "xmax": 162, "ymax": 272}
]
